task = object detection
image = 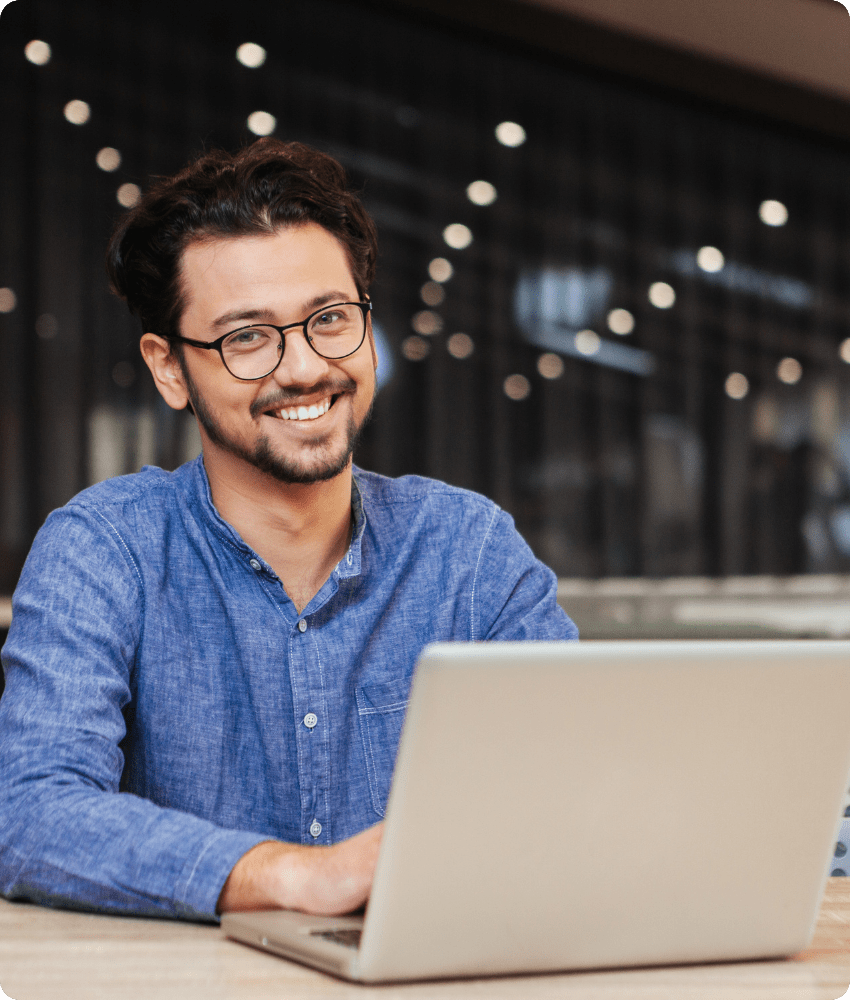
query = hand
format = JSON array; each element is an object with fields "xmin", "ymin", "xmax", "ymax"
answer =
[{"xmin": 217, "ymin": 822, "xmax": 383, "ymax": 916}]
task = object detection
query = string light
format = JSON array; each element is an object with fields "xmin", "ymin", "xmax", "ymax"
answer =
[{"xmin": 0, "ymin": 288, "xmax": 17, "ymax": 313}]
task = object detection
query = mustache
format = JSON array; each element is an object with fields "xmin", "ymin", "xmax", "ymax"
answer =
[{"xmin": 250, "ymin": 376, "xmax": 357, "ymax": 418}]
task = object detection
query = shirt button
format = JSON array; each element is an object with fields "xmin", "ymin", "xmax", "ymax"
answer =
[
  {"xmin": 249, "ymin": 559, "xmax": 261, "ymax": 571},
  {"xmin": 309, "ymin": 820, "xmax": 322, "ymax": 839},
  {"xmin": 297, "ymin": 619, "xmax": 307, "ymax": 632},
  {"xmin": 303, "ymin": 712, "xmax": 318, "ymax": 729}
]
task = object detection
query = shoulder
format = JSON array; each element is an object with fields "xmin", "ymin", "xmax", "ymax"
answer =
[
  {"xmin": 31, "ymin": 459, "xmax": 202, "ymax": 569},
  {"xmin": 353, "ymin": 468, "xmax": 498, "ymax": 519},
  {"xmin": 65, "ymin": 459, "xmax": 196, "ymax": 510}
]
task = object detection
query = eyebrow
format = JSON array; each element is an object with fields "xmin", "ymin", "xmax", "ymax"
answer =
[{"xmin": 211, "ymin": 291, "xmax": 357, "ymax": 331}]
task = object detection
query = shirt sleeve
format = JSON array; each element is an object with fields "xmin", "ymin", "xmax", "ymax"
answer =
[
  {"xmin": 0, "ymin": 506, "xmax": 268, "ymax": 922},
  {"xmin": 472, "ymin": 507, "xmax": 579, "ymax": 642}
]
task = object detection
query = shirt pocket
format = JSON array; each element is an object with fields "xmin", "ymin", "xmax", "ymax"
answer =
[{"xmin": 356, "ymin": 677, "xmax": 411, "ymax": 818}]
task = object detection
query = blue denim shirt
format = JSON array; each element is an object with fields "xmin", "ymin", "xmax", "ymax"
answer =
[{"xmin": 0, "ymin": 457, "xmax": 577, "ymax": 921}]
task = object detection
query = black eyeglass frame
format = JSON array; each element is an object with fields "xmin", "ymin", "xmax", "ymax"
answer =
[{"xmin": 167, "ymin": 300, "xmax": 372, "ymax": 381}]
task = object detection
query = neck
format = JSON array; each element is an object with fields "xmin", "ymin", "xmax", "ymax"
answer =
[{"xmin": 201, "ymin": 441, "xmax": 354, "ymax": 614}]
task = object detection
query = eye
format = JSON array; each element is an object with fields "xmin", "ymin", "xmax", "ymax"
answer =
[
  {"xmin": 232, "ymin": 327, "xmax": 263, "ymax": 344},
  {"xmin": 313, "ymin": 310, "xmax": 345, "ymax": 327},
  {"xmin": 224, "ymin": 326, "xmax": 274, "ymax": 351}
]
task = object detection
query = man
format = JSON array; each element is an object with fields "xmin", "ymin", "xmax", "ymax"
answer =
[{"xmin": 0, "ymin": 139, "xmax": 577, "ymax": 922}]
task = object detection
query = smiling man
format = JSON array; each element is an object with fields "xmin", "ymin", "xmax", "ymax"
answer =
[{"xmin": 0, "ymin": 139, "xmax": 577, "ymax": 922}]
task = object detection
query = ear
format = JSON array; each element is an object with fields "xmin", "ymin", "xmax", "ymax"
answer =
[{"xmin": 139, "ymin": 333, "xmax": 190, "ymax": 410}]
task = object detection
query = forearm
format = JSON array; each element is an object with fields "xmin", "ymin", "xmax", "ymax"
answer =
[{"xmin": 0, "ymin": 778, "xmax": 267, "ymax": 921}]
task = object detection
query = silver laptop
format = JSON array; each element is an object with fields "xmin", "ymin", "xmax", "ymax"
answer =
[{"xmin": 222, "ymin": 640, "xmax": 850, "ymax": 982}]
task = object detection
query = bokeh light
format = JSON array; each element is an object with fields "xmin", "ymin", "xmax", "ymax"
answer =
[
  {"xmin": 420, "ymin": 281, "xmax": 445, "ymax": 306},
  {"xmin": 411, "ymin": 310, "xmax": 443, "ymax": 335},
  {"xmin": 443, "ymin": 223, "xmax": 473, "ymax": 250},
  {"xmin": 725, "ymin": 372, "xmax": 749, "ymax": 399},
  {"xmin": 428, "ymin": 258, "xmax": 453, "ymax": 282},
  {"xmin": 401, "ymin": 335, "xmax": 430, "ymax": 361},
  {"xmin": 537, "ymin": 353, "xmax": 564, "ymax": 379},
  {"xmin": 777, "ymin": 357, "xmax": 802, "ymax": 384},
  {"xmin": 759, "ymin": 200, "xmax": 788, "ymax": 226},
  {"xmin": 607, "ymin": 308, "xmax": 634, "ymax": 335},
  {"xmin": 447, "ymin": 333, "xmax": 474, "ymax": 359},
  {"xmin": 247, "ymin": 111, "xmax": 276, "ymax": 135},
  {"xmin": 648, "ymin": 281, "xmax": 676, "ymax": 309},
  {"xmin": 24, "ymin": 40, "xmax": 51, "ymax": 65},
  {"xmin": 236, "ymin": 42, "xmax": 267, "ymax": 68},
  {"xmin": 96, "ymin": 147, "xmax": 122, "ymax": 172},
  {"xmin": 466, "ymin": 180, "xmax": 497, "ymax": 206},
  {"xmin": 116, "ymin": 183, "xmax": 141, "ymax": 208},
  {"xmin": 64, "ymin": 100, "xmax": 91, "ymax": 125},
  {"xmin": 0, "ymin": 288, "xmax": 17, "ymax": 313},
  {"xmin": 575, "ymin": 329, "xmax": 601, "ymax": 355},
  {"xmin": 503, "ymin": 374, "xmax": 530, "ymax": 400},
  {"xmin": 495, "ymin": 121, "xmax": 526, "ymax": 147},
  {"xmin": 697, "ymin": 246, "xmax": 725, "ymax": 273}
]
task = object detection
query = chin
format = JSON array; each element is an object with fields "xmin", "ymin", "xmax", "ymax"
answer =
[{"xmin": 251, "ymin": 437, "xmax": 354, "ymax": 484}]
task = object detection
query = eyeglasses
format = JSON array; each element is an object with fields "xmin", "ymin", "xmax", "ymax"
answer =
[{"xmin": 169, "ymin": 300, "xmax": 372, "ymax": 381}]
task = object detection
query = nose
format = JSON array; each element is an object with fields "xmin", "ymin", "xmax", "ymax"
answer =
[{"xmin": 271, "ymin": 328, "xmax": 331, "ymax": 388}]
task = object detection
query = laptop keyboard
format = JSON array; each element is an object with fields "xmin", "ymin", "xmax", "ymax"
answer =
[{"xmin": 310, "ymin": 928, "xmax": 362, "ymax": 949}]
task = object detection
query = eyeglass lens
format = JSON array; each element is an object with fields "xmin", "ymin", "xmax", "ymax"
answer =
[{"xmin": 221, "ymin": 303, "xmax": 366, "ymax": 379}]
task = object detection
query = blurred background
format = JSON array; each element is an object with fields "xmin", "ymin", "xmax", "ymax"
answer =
[{"xmin": 3, "ymin": 0, "xmax": 850, "ymax": 640}]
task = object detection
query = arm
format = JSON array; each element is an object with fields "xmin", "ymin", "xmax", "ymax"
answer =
[
  {"xmin": 472, "ymin": 507, "xmax": 578, "ymax": 642},
  {"xmin": 0, "ymin": 507, "xmax": 263, "ymax": 920}
]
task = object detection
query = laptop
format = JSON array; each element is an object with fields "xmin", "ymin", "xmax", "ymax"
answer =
[{"xmin": 222, "ymin": 640, "xmax": 850, "ymax": 983}]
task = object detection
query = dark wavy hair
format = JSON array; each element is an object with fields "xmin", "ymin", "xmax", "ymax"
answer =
[{"xmin": 105, "ymin": 138, "xmax": 378, "ymax": 340}]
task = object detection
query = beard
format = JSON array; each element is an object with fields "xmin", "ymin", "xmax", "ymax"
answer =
[{"xmin": 181, "ymin": 367, "xmax": 373, "ymax": 485}]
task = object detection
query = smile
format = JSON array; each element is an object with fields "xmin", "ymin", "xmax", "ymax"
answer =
[{"xmin": 273, "ymin": 396, "xmax": 333, "ymax": 422}]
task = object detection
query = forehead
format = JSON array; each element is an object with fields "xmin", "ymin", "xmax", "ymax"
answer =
[{"xmin": 178, "ymin": 223, "xmax": 356, "ymax": 326}]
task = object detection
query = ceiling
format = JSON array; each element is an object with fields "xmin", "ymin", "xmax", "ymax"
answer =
[{"xmin": 513, "ymin": 0, "xmax": 850, "ymax": 103}]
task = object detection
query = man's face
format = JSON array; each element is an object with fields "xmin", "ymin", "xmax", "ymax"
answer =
[{"xmin": 174, "ymin": 222, "xmax": 377, "ymax": 485}]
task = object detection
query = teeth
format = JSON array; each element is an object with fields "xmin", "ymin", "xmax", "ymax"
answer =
[{"xmin": 278, "ymin": 398, "xmax": 331, "ymax": 421}]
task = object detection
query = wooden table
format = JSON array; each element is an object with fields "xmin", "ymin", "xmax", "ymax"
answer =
[{"xmin": 2, "ymin": 880, "xmax": 850, "ymax": 1000}]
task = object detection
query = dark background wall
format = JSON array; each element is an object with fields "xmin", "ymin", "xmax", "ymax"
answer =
[{"xmin": 3, "ymin": 0, "xmax": 850, "ymax": 593}]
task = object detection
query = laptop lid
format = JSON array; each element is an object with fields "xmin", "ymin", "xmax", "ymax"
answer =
[{"xmin": 224, "ymin": 640, "xmax": 850, "ymax": 983}]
